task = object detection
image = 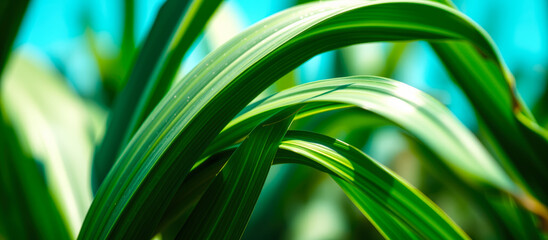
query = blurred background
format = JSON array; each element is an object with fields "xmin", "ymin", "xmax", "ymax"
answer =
[{"xmin": 3, "ymin": 0, "xmax": 547, "ymax": 239}]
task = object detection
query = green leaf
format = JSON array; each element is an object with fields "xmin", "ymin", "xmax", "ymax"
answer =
[
  {"xmin": 213, "ymin": 76, "xmax": 515, "ymax": 192},
  {"xmin": 532, "ymin": 82, "xmax": 548, "ymax": 128},
  {"xmin": 279, "ymin": 131, "xmax": 469, "ymax": 239},
  {"xmin": 431, "ymin": 42, "xmax": 548, "ymax": 203},
  {"xmin": 79, "ymin": 1, "xmax": 520, "ymax": 238},
  {"xmin": 176, "ymin": 107, "xmax": 297, "ymax": 239},
  {"xmin": 486, "ymin": 193, "xmax": 545, "ymax": 240}
]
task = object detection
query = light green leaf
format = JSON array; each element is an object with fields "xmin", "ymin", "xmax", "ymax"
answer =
[
  {"xmin": 0, "ymin": 98, "xmax": 70, "ymax": 240},
  {"xmin": 213, "ymin": 76, "xmax": 515, "ymax": 192}
]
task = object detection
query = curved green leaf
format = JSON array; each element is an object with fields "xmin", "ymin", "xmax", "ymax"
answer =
[
  {"xmin": 279, "ymin": 131, "xmax": 469, "ymax": 239},
  {"xmin": 212, "ymin": 76, "xmax": 515, "ymax": 192}
]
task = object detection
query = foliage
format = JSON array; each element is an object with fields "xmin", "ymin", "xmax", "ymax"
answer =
[{"xmin": 1, "ymin": 0, "xmax": 547, "ymax": 239}]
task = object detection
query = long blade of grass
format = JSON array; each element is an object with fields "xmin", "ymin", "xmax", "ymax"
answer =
[
  {"xmin": 280, "ymin": 131, "xmax": 469, "ymax": 239},
  {"xmin": 79, "ymin": 2, "xmax": 519, "ymax": 238}
]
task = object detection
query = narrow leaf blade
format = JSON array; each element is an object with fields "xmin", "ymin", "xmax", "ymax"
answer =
[{"xmin": 176, "ymin": 107, "xmax": 297, "ymax": 239}]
